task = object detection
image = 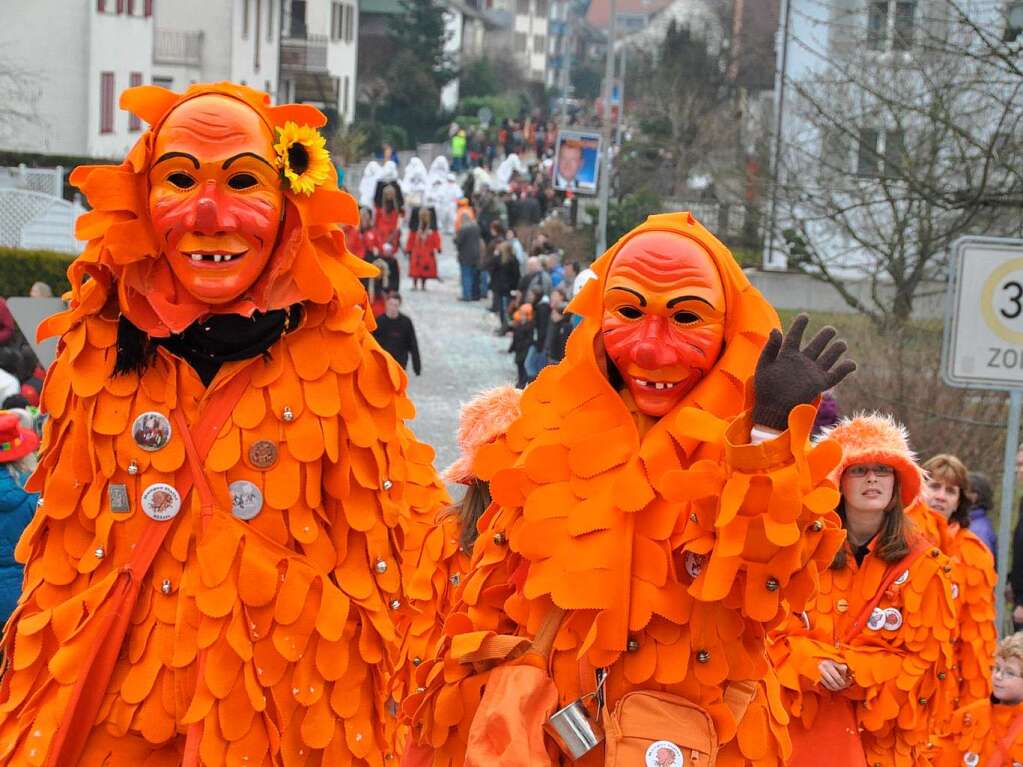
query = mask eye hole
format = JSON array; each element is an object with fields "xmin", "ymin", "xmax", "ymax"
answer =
[
  {"xmin": 167, "ymin": 172, "xmax": 196, "ymax": 190},
  {"xmin": 617, "ymin": 306, "xmax": 643, "ymax": 320},
  {"xmin": 673, "ymin": 311, "xmax": 700, "ymax": 324},
  {"xmin": 228, "ymin": 173, "xmax": 258, "ymax": 190}
]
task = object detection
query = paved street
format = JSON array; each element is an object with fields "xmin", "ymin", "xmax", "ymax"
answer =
[{"xmin": 397, "ymin": 231, "xmax": 515, "ymax": 475}]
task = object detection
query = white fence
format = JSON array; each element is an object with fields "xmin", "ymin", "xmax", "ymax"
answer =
[
  {"xmin": 0, "ymin": 189, "xmax": 85, "ymax": 254},
  {"xmin": 0, "ymin": 165, "xmax": 63, "ymax": 198}
]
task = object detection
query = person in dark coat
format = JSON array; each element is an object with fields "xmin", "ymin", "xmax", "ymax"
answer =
[
  {"xmin": 372, "ymin": 293, "xmax": 421, "ymax": 375},
  {"xmin": 543, "ymin": 287, "xmax": 573, "ymax": 364},
  {"xmin": 1011, "ymin": 447, "xmax": 1023, "ymax": 627},
  {"xmin": 490, "ymin": 243, "xmax": 521, "ymax": 334},
  {"xmin": 0, "ymin": 411, "xmax": 39, "ymax": 625},
  {"xmin": 455, "ymin": 217, "xmax": 482, "ymax": 301},
  {"xmin": 507, "ymin": 301, "xmax": 534, "ymax": 389}
]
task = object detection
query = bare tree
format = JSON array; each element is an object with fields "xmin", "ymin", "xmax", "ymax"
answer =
[
  {"xmin": 773, "ymin": 0, "xmax": 1023, "ymax": 330},
  {"xmin": 0, "ymin": 53, "xmax": 41, "ymax": 146}
]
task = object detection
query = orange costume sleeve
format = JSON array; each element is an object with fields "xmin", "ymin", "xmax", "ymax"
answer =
[
  {"xmin": 0, "ymin": 84, "xmax": 449, "ymax": 767},
  {"xmin": 907, "ymin": 503, "xmax": 997, "ymax": 710},
  {"xmin": 402, "ymin": 212, "xmax": 845, "ymax": 767},
  {"xmin": 769, "ymin": 541, "xmax": 957, "ymax": 767}
]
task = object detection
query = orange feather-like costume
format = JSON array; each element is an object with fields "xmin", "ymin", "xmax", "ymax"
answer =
[
  {"xmin": 0, "ymin": 83, "xmax": 448, "ymax": 766},
  {"xmin": 402, "ymin": 212, "xmax": 847, "ymax": 766}
]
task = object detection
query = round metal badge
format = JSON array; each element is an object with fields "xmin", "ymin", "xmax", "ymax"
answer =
[
  {"xmin": 866, "ymin": 607, "xmax": 887, "ymax": 631},
  {"xmin": 141, "ymin": 483, "xmax": 181, "ymax": 521},
  {"xmin": 132, "ymin": 411, "xmax": 172, "ymax": 452},
  {"xmin": 645, "ymin": 740, "xmax": 684, "ymax": 767},
  {"xmin": 894, "ymin": 569, "xmax": 909, "ymax": 586},
  {"xmin": 951, "ymin": 583, "xmax": 960, "ymax": 600},
  {"xmin": 247, "ymin": 440, "xmax": 278, "ymax": 470},
  {"xmin": 883, "ymin": 607, "xmax": 903, "ymax": 631},
  {"xmin": 229, "ymin": 480, "xmax": 264, "ymax": 521},
  {"xmin": 684, "ymin": 552, "xmax": 705, "ymax": 579},
  {"xmin": 963, "ymin": 753, "xmax": 979, "ymax": 767}
]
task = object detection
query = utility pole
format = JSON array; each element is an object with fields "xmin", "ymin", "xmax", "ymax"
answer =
[
  {"xmin": 595, "ymin": 0, "xmax": 616, "ymax": 257},
  {"xmin": 614, "ymin": 45, "xmax": 627, "ymax": 147},
  {"xmin": 765, "ymin": 0, "xmax": 791, "ymax": 270},
  {"xmin": 559, "ymin": 3, "xmax": 573, "ymax": 129}
]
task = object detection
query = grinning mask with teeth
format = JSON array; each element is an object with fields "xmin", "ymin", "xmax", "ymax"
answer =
[
  {"xmin": 600, "ymin": 231, "xmax": 726, "ymax": 417},
  {"xmin": 148, "ymin": 94, "xmax": 284, "ymax": 305}
]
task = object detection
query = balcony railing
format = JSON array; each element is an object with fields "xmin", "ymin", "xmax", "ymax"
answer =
[
  {"xmin": 153, "ymin": 29, "xmax": 204, "ymax": 66},
  {"xmin": 280, "ymin": 34, "xmax": 329, "ymax": 72}
]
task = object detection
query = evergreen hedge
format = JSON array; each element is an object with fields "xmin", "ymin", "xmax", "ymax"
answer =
[{"xmin": 0, "ymin": 247, "xmax": 74, "ymax": 298}]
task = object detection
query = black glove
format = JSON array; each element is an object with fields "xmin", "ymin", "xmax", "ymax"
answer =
[{"xmin": 752, "ymin": 314, "xmax": 856, "ymax": 431}]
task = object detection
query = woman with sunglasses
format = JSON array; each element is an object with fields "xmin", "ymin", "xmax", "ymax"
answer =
[{"xmin": 770, "ymin": 414, "xmax": 957, "ymax": 767}]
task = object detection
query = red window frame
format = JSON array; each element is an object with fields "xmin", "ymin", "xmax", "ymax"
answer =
[
  {"xmin": 100, "ymin": 72, "xmax": 115, "ymax": 134},
  {"xmin": 128, "ymin": 72, "xmax": 143, "ymax": 131}
]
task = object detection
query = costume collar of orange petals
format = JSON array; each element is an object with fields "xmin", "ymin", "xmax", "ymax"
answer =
[{"xmin": 43, "ymin": 82, "xmax": 374, "ymax": 341}]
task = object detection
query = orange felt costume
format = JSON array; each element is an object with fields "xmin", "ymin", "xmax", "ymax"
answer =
[
  {"xmin": 0, "ymin": 83, "xmax": 448, "ymax": 767},
  {"xmin": 402, "ymin": 212, "xmax": 847, "ymax": 767},
  {"xmin": 769, "ymin": 415, "xmax": 957, "ymax": 767},
  {"xmin": 397, "ymin": 386, "xmax": 524, "ymax": 705},
  {"xmin": 906, "ymin": 502, "xmax": 997, "ymax": 713},
  {"xmin": 937, "ymin": 700, "xmax": 1023, "ymax": 767}
]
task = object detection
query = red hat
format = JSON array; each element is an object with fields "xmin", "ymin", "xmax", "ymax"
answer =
[
  {"xmin": 820, "ymin": 413, "xmax": 924, "ymax": 505},
  {"xmin": 443, "ymin": 386, "xmax": 522, "ymax": 485},
  {"xmin": 0, "ymin": 412, "xmax": 39, "ymax": 463}
]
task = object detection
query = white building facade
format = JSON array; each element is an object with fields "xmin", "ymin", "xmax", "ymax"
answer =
[
  {"xmin": 767, "ymin": 0, "xmax": 1018, "ymax": 270},
  {"xmin": 279, "ymin": 0, "xmax": 359, "ymax": 125},
  {"xmin": 4, "ymin": 0, "xmax": 155, "ymax": 158},
  {"xmin": 3, "ymin": 0, "xmax": 357, "ymax": 161}
]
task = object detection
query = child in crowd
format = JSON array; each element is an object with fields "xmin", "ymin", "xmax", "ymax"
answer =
[
  {"xmin": 507, "ymin": 301, "xmax": 534, "ymax": 389},
  {"xmin": 940, "ymin": 632, "xmax": 1023, "ymax": 766},
  {"xmin": 0, "ymin": 411, "xmax": 39, "ymax": 626}
]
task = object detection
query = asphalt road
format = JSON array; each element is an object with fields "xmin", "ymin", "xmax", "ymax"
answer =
[{"xmin": 397, "ymin": 231, "xmax": 515, "ymax": 476}]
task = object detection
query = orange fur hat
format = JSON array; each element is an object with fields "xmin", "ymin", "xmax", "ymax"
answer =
[
  {"xmin": 820, "ymin": 412, "xmax": 924, "ymax": 505},
  {"xmin": 443, "ymin": 385, "xmax": 522, "ymax": 484}
]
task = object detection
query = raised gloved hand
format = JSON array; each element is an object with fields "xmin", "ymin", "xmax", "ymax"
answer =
[{"xmin": 752, "ymin": 314, "xmax": 856, "ymax": 431}]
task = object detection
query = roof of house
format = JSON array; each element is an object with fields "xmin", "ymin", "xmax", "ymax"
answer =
[
  {"xmin": 360, "ymin": 0, "xmax": 405, "ymax": 17},
  {"xmin": 584, "ymin": 0, "xmax": 673, "ymax": 29}
]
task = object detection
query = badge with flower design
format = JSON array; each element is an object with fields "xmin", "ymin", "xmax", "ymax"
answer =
[{"xmin": 274, "ymin": 121, "xmax": 332, "ymax": 196}]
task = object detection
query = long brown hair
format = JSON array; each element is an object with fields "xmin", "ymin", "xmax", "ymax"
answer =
[
  {"xmin": 831, "ymin": 476, "xmax": 911, "ymax": 569},
  {"xmin": 442, "ymin": 479, "xmax": 492, "ymax": 555}
]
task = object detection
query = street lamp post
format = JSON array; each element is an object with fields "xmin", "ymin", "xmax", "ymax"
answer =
[{"xmin": 596, "ymin": 0, "xmax": 616, "ymax": 257}]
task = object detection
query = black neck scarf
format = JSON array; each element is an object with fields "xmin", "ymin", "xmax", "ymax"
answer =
[{"xmin": 116, "ymin": 304, "xmax": 303, "ymax": 387}]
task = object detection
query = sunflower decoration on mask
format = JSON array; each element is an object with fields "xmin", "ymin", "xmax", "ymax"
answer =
[{"xmin": 274, "ymin": 120, "xmax": 332, "ymax": 195}]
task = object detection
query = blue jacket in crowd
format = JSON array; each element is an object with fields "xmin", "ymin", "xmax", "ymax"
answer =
[
  {"xmin": 0, "ymin": 467, "xmax": 38, "ymax": 624},
  {"xmin": 969, "ymin": 504, "xmax": 998, "ymax": 563}
]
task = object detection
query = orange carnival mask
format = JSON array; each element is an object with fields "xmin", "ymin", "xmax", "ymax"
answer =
[
  {"xmin": 601, "ymin": 231, "xmax": 726, "ymax": 417},
  {"xmin": 148, "ymin": 95, "xmax": 284, "ymax": 305},
  {"xmin": 53, "ymin": 82, "xmax": 369, "ymax": 340}
]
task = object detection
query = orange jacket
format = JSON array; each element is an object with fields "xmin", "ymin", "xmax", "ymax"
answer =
[
  {"xmin": 937, "ymin": 699, "xmax": 1023, "ymax": 767},
  {"xmin": 402, "ymin": 213, "xmax": 846, "ymax": 767},
  {"xmin": 769, "ymin": 536, "xmax": 956, "ymax": 767},
  {"xmin": 906, "ymin": 503, "xmax": 997, "ymax": 710}
]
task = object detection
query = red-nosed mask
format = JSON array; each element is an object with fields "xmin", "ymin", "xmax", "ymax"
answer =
[
  {"xmin": 601, "ymin": 231, "xmax": 726, "ymax": 417},
  {"xmin": 147, "ymin": 94, "xmax": 283, "ymax": 305}
]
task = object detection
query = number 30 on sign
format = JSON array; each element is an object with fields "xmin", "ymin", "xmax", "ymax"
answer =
[{"xmin": 943, "ymin": 238, "xmax": 1023, "ymax": 390}]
